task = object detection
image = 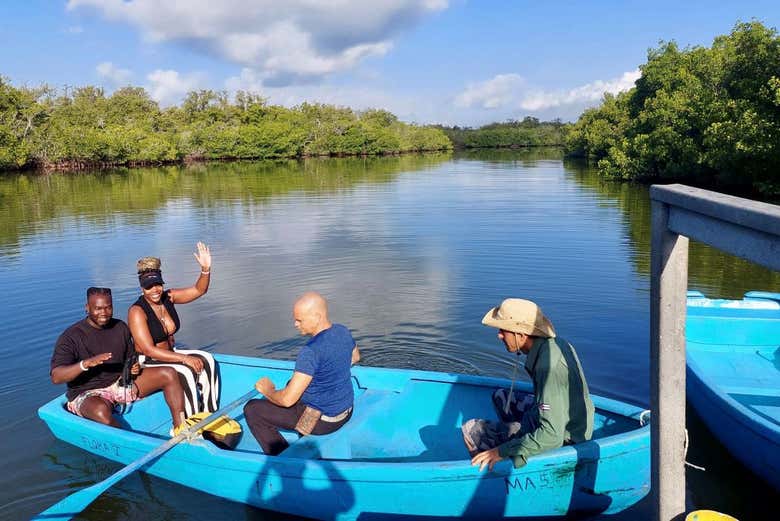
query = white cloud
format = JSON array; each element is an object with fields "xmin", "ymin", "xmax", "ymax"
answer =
[
  {"xmin": 96, "ymin": 61, "xmax": 132, "ymax": 86},
  {"xmin": 224, "ymin": 67, "xmax": 641, "ymax": 126},
  {"xmin": 66, "ymin": 25, "xmax": 84, "ymax": 34},
  {"xmin": 145, "ymin": 69, "xmax": 204, "ymax": 106},
  {"xmin": 67, "ymin": 0, "xmax": 448, "ymax": 85},
  {"xmin": 454, "ymin": 74, "xmax": 525, "ymax": 109},
  {"xmin": 224, "ymin": 68, "xmax": 262, "ymax": 94},
  {"xmin": 227, "ymin": 68, "xmax": 394, "ymax": 108},
  {"xmin": 453, "ymin": 69, "xmax": 641, "ymax": 118},
  {"xmin": 225, "ymin": 68, "xmax": 437, "ymax": 124},
  {"xmin": 518, "ymin": 69, "xmax": 641, "ymax": 111}
]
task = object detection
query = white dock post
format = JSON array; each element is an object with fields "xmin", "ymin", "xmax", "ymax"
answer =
[{"xmin": 650, "ymin": 198, "xmax": 688, "ymax": 520}]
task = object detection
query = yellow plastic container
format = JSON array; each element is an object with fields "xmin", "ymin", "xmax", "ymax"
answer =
[{"xmin": 686, "ymin": 510, "xmax": 738, "ymax": 521}]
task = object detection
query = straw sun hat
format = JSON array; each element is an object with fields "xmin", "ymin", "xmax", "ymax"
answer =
[{"xmin": 481, "ymin": 298, "xmax": 556, "ymax": 338}]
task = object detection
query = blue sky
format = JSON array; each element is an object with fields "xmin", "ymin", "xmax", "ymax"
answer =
[{"xmin": 1, "ymin": 1, "xmax": 779, "ymax": 125}]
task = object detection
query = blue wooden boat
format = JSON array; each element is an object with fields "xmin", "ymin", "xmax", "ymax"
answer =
[
  {"xmin": 39, "ymin": 354, "xmax": 650, "ymax": 519},
  {"xmin": 687, "ymin": 291, "xmax": 780, "ymax": 490}
]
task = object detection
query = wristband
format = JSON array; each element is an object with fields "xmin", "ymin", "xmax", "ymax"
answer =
[
  {"xmin": 201, "ymin": 270, "xmax": 211, "ymax": 275},
  {"xmin": 79, "ymin": 360, "xmax": 88, "ymax": 371}
]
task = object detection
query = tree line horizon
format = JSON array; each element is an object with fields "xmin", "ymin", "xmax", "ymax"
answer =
[{"xmin": 1, "ymin": 21, "xmax": 777, "ymax": 197}]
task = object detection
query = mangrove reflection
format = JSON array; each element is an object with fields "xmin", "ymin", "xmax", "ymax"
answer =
[
  {"xmin": 2, "ymin": 149, "xmax": 777, "ymax": 299},
  {"xmin": 455, "ymin": 147, "xmax": 565, "ymax": 163},
  {"xmin": 0, "ymin": 153, "xmax": 451, "ymax": 254},
  {"xmin": 564, "ymin": 158, "xmax": 780, "ymax": 299}
]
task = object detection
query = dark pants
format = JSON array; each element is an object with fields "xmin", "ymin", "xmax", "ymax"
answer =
[{"xmin": 243, "ymin": 399, "xmax": 352, "ymax": 456}]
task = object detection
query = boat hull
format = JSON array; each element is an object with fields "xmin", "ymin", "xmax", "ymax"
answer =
[
  {"xmin": 39, "ymin": 354, "xmax": 650, "ymax": 519},
  {"xmin": 686, "ymin": 291, "xmax": 780, "ymax": 491}
]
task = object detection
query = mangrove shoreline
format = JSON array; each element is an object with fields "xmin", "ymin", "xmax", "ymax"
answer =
[{"xmin": 3, "ymin": 21, "xmax": 779, "ymax": 200}]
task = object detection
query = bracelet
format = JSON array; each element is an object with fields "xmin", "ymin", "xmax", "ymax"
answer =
[
  {"xmin": 201, "ymin": 270, "xmax": 211, "ymax": 275},
  {"xmin": 79, "ymin": 360, "xmax": 88, "ymax": 371}
]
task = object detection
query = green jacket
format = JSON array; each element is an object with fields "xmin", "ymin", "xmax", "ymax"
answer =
[{"xmin": 497, "ymin": 336, "xmax": 594, "ymax": 467}]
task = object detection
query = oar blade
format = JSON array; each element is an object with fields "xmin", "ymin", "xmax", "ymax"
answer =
[{"xmin": 32, "ymin": 480, "xmax": 112, "ymax": 521}]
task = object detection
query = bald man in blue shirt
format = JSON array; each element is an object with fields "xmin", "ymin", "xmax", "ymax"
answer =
[{"xmin": 244, "ymin": 292, "xmax": 361, "ymax": 455}]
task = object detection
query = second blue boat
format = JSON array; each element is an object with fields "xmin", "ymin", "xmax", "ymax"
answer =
[{"xmin": 687, "ymin": 290, "xmax": 780, "ymax": 491}]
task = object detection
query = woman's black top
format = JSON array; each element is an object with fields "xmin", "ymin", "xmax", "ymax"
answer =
[{"xmin": 133, "ymin": 290, "xmax": 181, "ymax": 344}]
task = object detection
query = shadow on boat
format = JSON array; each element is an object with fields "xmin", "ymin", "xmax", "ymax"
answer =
[
  {"xmin": 253, "ymin": 447, "xmax": 357, "ymax": 520},
  {"xmin": 241, "ymin": 371, "xmax": 618, "ymax": 519},
  {"xmin": 357, "ymin": 375, "xmax": 614, "ymax": 519},
  {"xmin": 349, "ymin": 442, "xmax": 612, "ymax": 521}
]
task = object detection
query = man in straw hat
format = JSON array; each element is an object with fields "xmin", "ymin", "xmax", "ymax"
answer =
[{"xmin": 463, "ymin": 298, "xmax": 594, "ymax": 471}]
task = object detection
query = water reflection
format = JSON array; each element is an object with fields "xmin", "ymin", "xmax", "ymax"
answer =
[
  {"xmin": 0, "ymin": 154, "xmax": 452, "ymax": 254},
  {"xmin": 455, "ymin": 146, "xmax": 565, "ymax": 164},
  {"xmin": 564, "ymin": 158, "xmax": 780, "ymax": 299},
  {"xmin": 3, "ymin": 149, "xmax": 777, "ymax": 520}
]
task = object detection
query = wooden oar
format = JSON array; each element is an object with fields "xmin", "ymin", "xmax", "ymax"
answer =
[{"xmin": 33, "ymin": 387, "xmax": 259, "ymax": 521}]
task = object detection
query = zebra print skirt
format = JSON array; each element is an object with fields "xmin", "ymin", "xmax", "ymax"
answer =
[{"xmin": 140, "ymin": 349, "xmax": 220, "ymax": 417}]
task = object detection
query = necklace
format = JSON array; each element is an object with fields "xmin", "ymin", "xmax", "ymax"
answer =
[
  {"xmin": 147, "ymin": 299, "xmax": 171, "ymax": 338},
  {"xmin": 156, "ymin": 305, "xmax": 170, "ymax": 334}
]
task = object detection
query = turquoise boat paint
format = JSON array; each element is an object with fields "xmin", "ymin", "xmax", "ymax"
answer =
[
  {"xmin": 687, "ymin": 291, "xmax": 780, "ymax": 491},
  {"xmin": 39, "ymin": 354, "xmax": 650, "ymax": 519}
]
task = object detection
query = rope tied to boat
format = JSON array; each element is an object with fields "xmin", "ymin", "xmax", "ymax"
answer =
[
  {"xmin": 684, "ymin": 428, "xmax": 706, "ymax": 471},
  {"xmin": 505, "ymin": 351, "xmax": 521, "ymax": 415},
  {"xmin": 637, "ymin": 411, "xmax": 705, "ymax": 471}
]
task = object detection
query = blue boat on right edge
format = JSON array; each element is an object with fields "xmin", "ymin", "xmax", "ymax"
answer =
[{"xmin": 686, "ymin": 290, "xmax": 780, "ymax": 490}]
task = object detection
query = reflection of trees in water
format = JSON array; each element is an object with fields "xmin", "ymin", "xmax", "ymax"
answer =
[
  {"xmin": 455, "ymin": 147, "xmax": 564, "ymax": 163},
  {"xmin": 3, "ymin": 149, "xmax": 776, "ymax": 298},
  {"xmin": 0, "ymin": 153, "xmax": 451, "ymax": 254},
  {"xmin": 564, "ymin": 158, "xmax": 780, "ymax": 298}
]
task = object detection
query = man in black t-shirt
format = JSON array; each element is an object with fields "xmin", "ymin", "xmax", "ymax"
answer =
[{"xmin": 51, "ymin": 287, "xmax": 186, "ymax": 431}]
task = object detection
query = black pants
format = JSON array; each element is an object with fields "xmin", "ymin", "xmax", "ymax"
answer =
[{"xmin": 243, "ymin": 399, "xmax": 352, "ymax": 456}]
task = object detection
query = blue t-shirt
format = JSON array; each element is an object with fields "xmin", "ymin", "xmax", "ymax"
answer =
[{"xmin": 295, "ymin": 324, "xmax": 355, "ymax": 415}]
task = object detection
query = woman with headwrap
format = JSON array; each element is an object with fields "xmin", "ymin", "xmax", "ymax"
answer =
[{"xmin": 128, "ymin": 242, "xmax": 219, "ymax": 418}]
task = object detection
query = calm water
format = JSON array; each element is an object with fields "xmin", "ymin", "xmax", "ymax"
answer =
[{"xmin": 1, "ymin": 150, "xmax": 778, "ymax": 520}]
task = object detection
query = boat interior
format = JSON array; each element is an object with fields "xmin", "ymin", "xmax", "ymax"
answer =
[{"xmin": 107, "ymin": 358, "xmax": 643, "ymax": 462}]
